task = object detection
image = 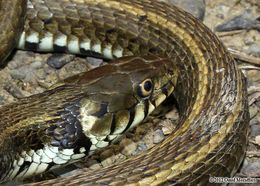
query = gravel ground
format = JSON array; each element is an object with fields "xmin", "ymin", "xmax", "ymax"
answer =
[{"xmin": 0, "ymin": 0, "xmax": 259, "ymax": 184}]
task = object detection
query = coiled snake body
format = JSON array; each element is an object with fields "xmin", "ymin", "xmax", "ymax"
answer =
[{"xmin": 0, "ymin": 0, "xmax": 249, "ymax": 185}]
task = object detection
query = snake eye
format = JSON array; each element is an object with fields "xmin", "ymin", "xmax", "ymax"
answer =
[{"xmin": 137, "ymin": 79, "xmax": 153, "ymax": 98}]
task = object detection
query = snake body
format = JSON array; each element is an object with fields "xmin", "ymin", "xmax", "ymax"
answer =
[{"xmin": 0, "ymin": 0, "xmax": 249, "ymax": 185}]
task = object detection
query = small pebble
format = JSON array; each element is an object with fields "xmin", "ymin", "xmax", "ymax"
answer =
[
  {"xmin": 247, "ymin": 70, "xmax": 260, "ymax": 83},
  {"xmin": 30, "ymin": 61, "xmax": 43, "ymax": 69},
  {"xmin": 47, "ymin": 54, "xmax": 75, "ymax": 69},
  {"xmin": 168, "ymin": 0, "xmax": 206, "ymax": 20},
  {"xmin": 244, "ymin": 32, "xmax": 256, "ymax": 45},
  {"xmin": 120, "ymin": 138, "xmax": 137, "ymax": 156},
  {"xmin": 242, "ymin": 160, "xmax": 260, "ymax": 177},
  {"xmin": 141, "ymin": 129, "xmax": 155, "ymax": 147},
  {"xmin": 153, "ymin": 129, "xmax": 165, "ymax": 144},
  {"xmin": 101, "ymin": 154, "xmax": 126, "ymax": 167},
  {"xmin": 86, "ymin": 57, "xmax": 104, "ymax": 68},
  {"xmin": 100, "ymin": 156, "xmax": 115, "ymax": 167},
  {"xmin": 24, "ymin": 71, "xmax": 37, "ymax": 83},
  {"xmin": 215, "ymin": 9, "xmax": 257, "ymax": 32},
  {"xmin": 251, "ymin": 125, "xmax": 260, "ymax": 136},
  {"xmin": 35, "ymin": 69, "xmax": 47, "ymax": 80},
  {"xmin": 249, "ymin": 104, "xmax": 259, "ymax": 119},
  {"xmin": 58, "ymin": 60, "xmax": 89, "ymax": 80},
  {"xmin": 165, "ymin": 109, "xmax": 179, "ymax": 120},
  {"xmin": 160, "ymin": 119, "xmax": 177, "ymax": 135},
  {"xmin": 10, "ymin": 68, "xmax": 27, "ymax": 80},
  {"xmin": 137, "ymin": 143, "xmax": 148, "ymax": 152},
  {"xmin": 247, "ymin": 44, "xmax": 260, "ymax": 57},
  {"xmin": 7, "ymin": 61, "xmax": 18, "ymax": 70},
  {"xmin": 215, "ymin": 4, "xmax": 230, "ymax": 19}
]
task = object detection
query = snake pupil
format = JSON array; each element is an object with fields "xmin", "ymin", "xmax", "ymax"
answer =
[{"xmin": 144, "ymin": 80, "xmax": 152, "ymax": 91}]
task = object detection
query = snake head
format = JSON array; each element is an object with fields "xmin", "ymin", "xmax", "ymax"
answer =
[{"xmin": 76, "ymin": 55, "xmax": 178, "ymax": 148}]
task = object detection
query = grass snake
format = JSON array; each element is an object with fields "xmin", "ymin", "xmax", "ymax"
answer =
[{"xmin": 0, "ymin": 0, "xmax": 249, "ymax": 185}]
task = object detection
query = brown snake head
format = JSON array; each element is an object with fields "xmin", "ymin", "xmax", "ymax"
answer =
[{"xmin": 76, "ymin": 55, "xmax": 178, "ymax": 146}]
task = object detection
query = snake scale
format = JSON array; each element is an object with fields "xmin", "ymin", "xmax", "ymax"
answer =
[{"xmin": 0, "ymin": 0, "xmax": 249, "ymax": 185}]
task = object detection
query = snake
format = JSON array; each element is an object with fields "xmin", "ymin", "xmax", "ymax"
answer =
[{"xmin": 0, "ymin": 0, "xmax": 250, "ymax": 185}]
